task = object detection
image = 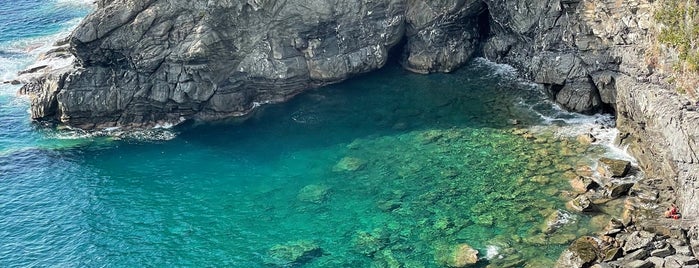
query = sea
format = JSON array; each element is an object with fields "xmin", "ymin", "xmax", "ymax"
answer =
[{"xmin": 0, "ymin": 1, "xmax": 636, "ymax": 267}]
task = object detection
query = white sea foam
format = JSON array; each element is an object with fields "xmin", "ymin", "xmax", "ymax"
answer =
[
  {"xmin": 49, "ymin": 127, "xmax": 178, "ymax": 141},
  {"xmin": 485, "ymin": 245, "xmax": 500, "ymax": 260},
  {"xmin": 472, "ymin": 57, "xmax": 518, "ymax": 78},
  {"xmin": 53, "ymin": 0, "xmax": 95, "ymax": 8}
]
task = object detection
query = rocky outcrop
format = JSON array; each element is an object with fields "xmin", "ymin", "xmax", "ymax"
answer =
[{"xmin": 20, "ymin": 0, "xmax": 490, "ymax": 129}]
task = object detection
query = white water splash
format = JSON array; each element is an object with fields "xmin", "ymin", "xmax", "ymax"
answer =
[{"xmin": 485, "ymin": 245, "xmax": 500, "ymax": 260}]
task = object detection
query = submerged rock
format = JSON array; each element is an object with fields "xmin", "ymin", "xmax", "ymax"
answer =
[
  {"xmin": 264, "ymin": 240, "xmax": 323, "ymax": 267},
  {"xmin": 435, "ymin": 243, "xmax": 479, "ymax": 268},
  {"xmin": 333, "ymin": 157, "xmax": 366, "ymax": 172},
  {"xmin": 297, "ymin": 184, "xmax": 331, "ymax": 203}
]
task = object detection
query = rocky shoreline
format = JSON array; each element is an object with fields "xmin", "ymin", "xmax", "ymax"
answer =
[{"xmin": 9, "ymin": 0, "xmax": 699, "ymax": 266}]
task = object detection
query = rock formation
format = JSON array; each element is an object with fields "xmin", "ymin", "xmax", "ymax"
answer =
[
  {"xmin": 20, "ymin": 0, "xmax": 489, "ymax": 129},
  {"xmin": 16, "ymin": 0, "xmax": 699, "ymax": 262}
]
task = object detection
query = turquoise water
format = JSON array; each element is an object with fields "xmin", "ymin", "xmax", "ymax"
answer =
[{"xmin": 0, "ymin": 2, "xmax": 620, "ymax": 267}]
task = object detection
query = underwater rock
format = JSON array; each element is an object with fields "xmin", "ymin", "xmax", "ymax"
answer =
[
  {"xmin": 597, "ymin": 158, "xmax": 631, "ymax": 178},
  {"xmin": 297, "ymin": 184, "xmax": 331, "ymax": 203},
  {"xmin": 332, "ymin": 157, "xmax": 366, "ymax": 172},
  {"xmin": 352, "ymin": 230, "xmax": 387, "ymax": 257},
  {"xmin": 264, "ymin": 240, "xmax": 323, "ymax": 267},
  {"xmin": 554, "ymin": 236, "xmax": 600, "ymax": 268},
  {"xmin": 541, "ymin": 210, "xmax": 572, "ymax": 235},
  {"xmin": 435, "ymin": 243, "xmax": 479, "ymax": 268}
]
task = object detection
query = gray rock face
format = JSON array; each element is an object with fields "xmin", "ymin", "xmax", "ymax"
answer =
[{"xmin": 22, "ymin": 0, "xmax": 488, "ymax": 128}]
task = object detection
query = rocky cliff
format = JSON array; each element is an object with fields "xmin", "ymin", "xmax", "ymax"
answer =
[
  {"xmin": 20, "ymin": 0, "xmax": 489, "ymax": 128},
  {"xmin": 18, "ymin": 0, "xmax": 699, "ymax": 253}
]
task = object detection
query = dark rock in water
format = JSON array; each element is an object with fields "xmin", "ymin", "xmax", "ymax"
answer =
[
  {"xmin": 264, "ymin": 240, "xmax": 323, "ymax": 267},
  {"xmin": 597, "ymin": 158, "xmax": 631, "ymax": 178},
  {"xmin": 555, "ymin": 236, "xmax": 600, "ymax": 268}
]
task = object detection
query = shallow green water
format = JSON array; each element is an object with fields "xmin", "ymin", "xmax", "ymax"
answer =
[{"xmin": 1, "ymin": 58, "xmax": 621, "ymax": 267}]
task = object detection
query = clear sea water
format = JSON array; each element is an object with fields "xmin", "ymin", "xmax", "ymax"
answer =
[{"xmin": 0, "ymin": 1, "xmax": 632, "ymax": 267}]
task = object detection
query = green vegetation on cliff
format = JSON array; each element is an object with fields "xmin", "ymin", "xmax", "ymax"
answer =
[{"xmin": 655, "ymin": 0, "xmax": 699, "ymax": 71}]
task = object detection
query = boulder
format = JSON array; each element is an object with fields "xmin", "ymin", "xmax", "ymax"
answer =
[
  {"xmin": 264, "ymin": 241, "xmax": 323, "ymax": 267},
  {"xmin": 609, "ymin": 182, "xmax": 635, "ymax": 198},
  {"xmin": 297, "ymin": 184, "xmax": 331, "ymax": 203},
  {"xmin": 554, "ymin": 236, "xmax": 600, "ymax": 268},
  {"xmin": 577, "ymin": 133, "xmax": 597, "ymax": 145},
  {"xmin": 570, "ymin": 176, "xmax": 599, "ymax": 193},
  {"xmin": 566, "ymin": 194, "xmax": 600, "ymax": 213},
  {"xmin": 622, "ymin": 231, "xmax": 654, "ymax": 253},
  {"xmin": 597, "ymin": 158, "xmax": 631, "ymax": 178},
  {"xmin": 435, "ymin": 243, "xmax": 479, "ymax": 267}
]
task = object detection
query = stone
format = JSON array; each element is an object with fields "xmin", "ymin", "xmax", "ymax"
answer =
[
  {"xmin": 333, "ymin": 157, "xmax": 366, "ymax": 172},
  {"xmin": 646, "ymin": 256, "xmax": 664, "ymax": 268},
  {"xmin": 435, "ymin": 243, "xmax": 479, "ymax": 267},
  {"xmin": 673, "ymin": 245, "xmax": 693, "ymax": 256},
  {"xmin": 623, "ymin": 248, "xmax": 649, "ymax": 261},
  {"xmin": 554, "ymin": 236, "xmax": 600, "ymax": 268},
  {"xmin": 664, "ymin": 255, "xmax": 699, "ymax": 267},
  {"xmin": 623, "ymin": 231, "xmax": 654, "ymax": 253},
  {"xmin": 609, "ymin": 182, "xmax": 635, "ymax": 199},
  {"xmin": 566, "ymin": 194, "xmax": 600, "ymax": 213},
  {"xmin": 297, "ymin": 184, "xmax": 331, "ymax": 203},
  {"xmin": 623, "ymin": 260, "xmax": 652, "ymax": 268},
  {"xmin": 264, "ymin": 240, "xmax": 322, "ymax": 267},
  {"xmin": 650, "ymin": 246, "xmax": 674, "ymax": 258},
  {"xmin": 602, "ymin": 247, "xmax": 623, "ymax": 261},
  {"xmin": 577, "ymin": 133, "xmax": 597, "ymax": 145},
  {"xmin": 597, "ymin": 158, "xmax": 631, "ymax": 178},
  {"xmin": 570, "ymin": 176, "xmax": 599, "ymax": 193}
]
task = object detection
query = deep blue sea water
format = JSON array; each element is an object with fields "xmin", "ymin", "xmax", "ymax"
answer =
[{"xmin": 0, "ymin": 1, "xmax": 632, "ymax": 267}]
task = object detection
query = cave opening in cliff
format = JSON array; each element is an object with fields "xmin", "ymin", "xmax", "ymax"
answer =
[{"xmin": 477, "ymin": 7, "xmax": 492, "ymax": 42}]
